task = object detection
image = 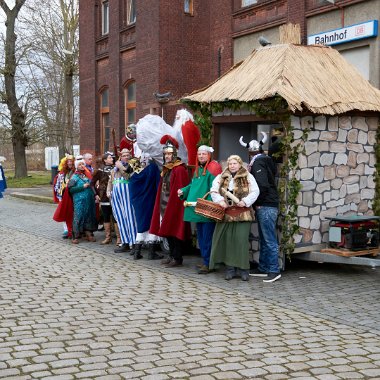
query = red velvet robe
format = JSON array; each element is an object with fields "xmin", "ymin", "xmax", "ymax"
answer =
[{"xmin": 150, "ymin": 163, "xmax": 191, "ymax": 241}]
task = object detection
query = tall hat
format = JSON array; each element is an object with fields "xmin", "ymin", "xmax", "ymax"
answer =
[{"xmin": 239, "ymin": 131, "xmax": 267, "ymax": 153}]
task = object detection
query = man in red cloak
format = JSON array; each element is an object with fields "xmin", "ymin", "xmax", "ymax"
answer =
[
  {"xmin": 119, "ymin": 124, "xmax": 137, "ymax": 157},
  {"xmin": 149, "ymin": 135, "xmax": 191, "ymax": 267}
]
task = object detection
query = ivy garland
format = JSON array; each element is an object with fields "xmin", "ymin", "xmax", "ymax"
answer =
[
  {"xmin": 183, "ymin": 97, "xmax": 306, "ymax": 259},
  {"xmin": 277, "ymin": 116, "xmax": 309, "ymax": 260}
]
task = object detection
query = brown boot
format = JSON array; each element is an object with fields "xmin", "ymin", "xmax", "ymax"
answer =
[
  {"xmin": 101, "ymin": 223, "xmax": 112, "ymax": 245},
  {"xmin": 114, "ymin": 223, "xmax": 121, "ymax": 246},
  {"xmin": 85, "ymin": 231, "xmax": 96, "ymax": 242}
]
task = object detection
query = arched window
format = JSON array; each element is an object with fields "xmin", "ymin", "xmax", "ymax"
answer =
[
  {"xmin": 124, "ymin": 81, "xmax": 136, "ymax": 131},
  {"xmin": 100, "ymin": 88, "xmax": 110, "ymax": 153}
]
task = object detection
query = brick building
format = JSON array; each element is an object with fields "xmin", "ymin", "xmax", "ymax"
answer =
[{"xmin": 79, "ymin": 0, "xmax": 379, "ymax": 156}]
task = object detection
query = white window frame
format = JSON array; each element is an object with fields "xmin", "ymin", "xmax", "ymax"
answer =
[{"xmin": 102, "ymin": 0, "xmax": 109, "ymax": 35}]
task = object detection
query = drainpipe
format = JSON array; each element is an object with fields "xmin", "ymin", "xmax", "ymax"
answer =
[{"xmin": 217, "ymin": 46, "xmax": 223, "ymax": 78}]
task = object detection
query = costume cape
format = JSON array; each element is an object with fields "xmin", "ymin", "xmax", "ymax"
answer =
[{"xmin": 150, "ymin": 163, "xmax": 191, "ymax": 241}]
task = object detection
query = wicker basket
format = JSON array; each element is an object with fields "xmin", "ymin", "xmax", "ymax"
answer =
[{"xmin": 194, "ymin": 192, "xmax": 225, "ymax": 222}]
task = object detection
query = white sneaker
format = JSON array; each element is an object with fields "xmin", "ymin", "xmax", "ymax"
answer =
[{"xmin": 263, "ymin": 273, "xmax": 281, "ymax": 283}]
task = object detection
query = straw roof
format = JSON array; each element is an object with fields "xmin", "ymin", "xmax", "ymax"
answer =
[{"xmin": 182, "ymin": 44, "xmax": 380, "ymax": 115}]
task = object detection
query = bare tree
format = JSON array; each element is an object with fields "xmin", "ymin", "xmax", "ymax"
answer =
[
  {"xmin": 0, "ymin": 0, "xmax": 79, "ymax": 171},
  {"xmin": 21, "ymin": 0, "xmax": 79, "ymax": 159},
  {"xmin": 0, "ymin": 0, "xmax": 28, "ymax": 178}
]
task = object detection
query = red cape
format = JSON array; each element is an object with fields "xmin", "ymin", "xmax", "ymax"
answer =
[
  {"xmin": 53, "ymin": 188, "xmax": 73, "ymax": 224},
  {"xmin": 150, "ymin": 164, "xmax": 191, "ymax": 241},
  {"xmin": 207, "ymin": 160, "xmax": 223, "ymax": 177}
]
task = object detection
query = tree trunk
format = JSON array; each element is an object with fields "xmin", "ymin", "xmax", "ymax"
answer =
[
  {"xmin": 13, "ymin": 136, "xmax": 28, "ymax": 178},
  {"xmin": 1, "ymin": 0, "xmax": 28, "ymax": 178}
]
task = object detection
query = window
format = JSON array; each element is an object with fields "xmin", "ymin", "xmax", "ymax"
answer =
[
  {"xmin": 100, "ymin": 88, "xmax": 110, "ymax": 153},
  {"xmin": 215, "ymin": 122, "xmax": 279, "ymax": 161},
  {"xmin": 124, "ymin": 81, "xmax": 136, "ymax": 131},
  {"xmin": 102, "ymin": 0, "xmax": 109, "ymax": 35},
  {"xmin": 127, "ymin": 0, "xmax": 136, "ymax": 25},
  {"xmin": 242, "ymin": 0, "xmax": 257, "ymax": 6},
  {"xmin": 184, "ymin": 0, "xmax": 193, "ymax": 15}
]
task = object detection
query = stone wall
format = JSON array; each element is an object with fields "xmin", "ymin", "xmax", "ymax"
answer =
[{"xmin": 292, "ymin": 115, "xmax": 378, "ymax": 245}]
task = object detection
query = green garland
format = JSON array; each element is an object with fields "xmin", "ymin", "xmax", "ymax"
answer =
[
  {"xmin": 277, "ymin": 116, "xmax": 309, "ymax": 260},
  {"xmin": 183, "ymin": 97, "xmax": 304, "ymax": 258}
]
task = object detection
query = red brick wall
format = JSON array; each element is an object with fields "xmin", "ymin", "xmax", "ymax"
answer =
[{"xmin": 79, "ymin": 0, "xmax": 97, "ymax": 155}]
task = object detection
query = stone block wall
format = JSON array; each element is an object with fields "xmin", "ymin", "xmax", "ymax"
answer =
[{"xmin": 291, "ymin": 115, "xmax": 378, "ymax": 245}]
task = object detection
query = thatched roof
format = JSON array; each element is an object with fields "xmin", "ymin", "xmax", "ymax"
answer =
[{"xmin": 182, "ymin": 44, "xmax": 380, "ymax": 115}]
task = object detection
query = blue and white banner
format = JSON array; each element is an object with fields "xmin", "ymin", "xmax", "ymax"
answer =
[{"xmin": 307, "ymin": 20, "xmax": 378, "ymax": 46}]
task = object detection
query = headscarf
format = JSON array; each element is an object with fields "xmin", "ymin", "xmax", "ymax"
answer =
[{"xmin": 195, "ymin": 145, "xmax": 214, "ymax": 177}]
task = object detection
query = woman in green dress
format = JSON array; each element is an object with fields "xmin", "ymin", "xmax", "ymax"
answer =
[
  {"xmin": 209, "ymin": 155, "xmax": 260, "ymax": 281},
  {"xmin": 68, "ymin": 158, "xmax": 98, "ymax": 244}
]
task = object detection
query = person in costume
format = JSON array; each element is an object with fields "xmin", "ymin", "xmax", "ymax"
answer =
[
  {"xmin": 68, "ymin": 157, "xmax": 98, "ymax": 244},
  {"xmin": 119, "ymin": 124, "xmax": 139, "ymax": 157},
  {"xmin": 173, "ymin": 109, "xmax": 201, "ymax": 168},
  {"xmin": 150, "ymin": 135, "xmax": 191, "ymax": 267},
  {"xmin": 241, "ymin": 132, "xmax": 282, "ymax": 283},
  {"xmin": 128, "ymin": 153, "xmax": 162, "ymax": 260},
  {"xmin": 53, "ymin": 154, "xmax": 75, "ymax": 238},
  {"xmin": 209, "ymin": 155, "xmax": 259, "ymax": 281},
  {"xmin": 83, "ymin": 153, "xmax": 94, "ymax": 176},
  {"xmin": 107, "ymin": 148, "xmax": 138, "ymax": 253},
  {"xmin": 91, "ymin": 152, "xmax": 115, "ymax": 245},
  {"xmin": 178, "ymin": 145, "xmax": 222, "ymax": 274},
  {"xmin": 268, "ymin": 127, "xmax": 284, "ymax": 164},
  {"xmin": 0, "ymin": 157, "xmax": 7, "ymax": 199}
]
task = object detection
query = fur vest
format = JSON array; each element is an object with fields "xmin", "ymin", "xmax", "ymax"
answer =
[{"xmin": 219, "ymin": 167, "xmax": 249, "ymax": 202}]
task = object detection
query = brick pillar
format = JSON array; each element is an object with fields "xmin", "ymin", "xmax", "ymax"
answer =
[{"xmin": 287, "ymin": 0, "xmax": 307, "ymax": 45}]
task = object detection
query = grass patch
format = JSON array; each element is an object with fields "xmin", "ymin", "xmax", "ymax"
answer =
[{"xmin": 5, "ymin": 170, "xmax": 52, "ymax": 188}]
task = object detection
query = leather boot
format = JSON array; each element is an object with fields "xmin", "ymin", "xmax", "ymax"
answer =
[
  {"xmin": 114, "ymin": 223, "xmax": 121, "ymax": 246},
  {"xmin": 101, "ymin": 223, "xmax": 112, "ymax": 245},
  {"xmin": 133, "ymin": 243, "xmax": 143, "ymax": 260},
  {"xmin": 148, "ymin": 243, "xmax": 163, "ymax": 260},
  {"xmin": 225, "ymin": 266, "xmax": 236, "ymax": 281},
  {"xmin": 114, "ymin": 243, "xmax": 129, "ymax": 253},
  {"xmin": 85, "ymin": 231, "xmax": 96, "ymax": 242},
  {"xmin": 240, "ymin": 269, "xmax": 250, "ymax": 282}
]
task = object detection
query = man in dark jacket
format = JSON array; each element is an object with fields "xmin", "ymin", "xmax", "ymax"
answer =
[{"xmin": 240, "ymin": 132, "xmax": 281, "ymax": 283}]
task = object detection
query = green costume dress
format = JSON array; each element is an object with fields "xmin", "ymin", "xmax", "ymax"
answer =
[
  {"xmin": 209, "ymin": 168, "xmax": 260, "ymax": 271},
  {"xmin": 68, "ymin": 172, "xmax": 97, "ymax": 239},
  {"xmin": 180, "ymin": 167, "xmax": 217, "ymax": 223}
]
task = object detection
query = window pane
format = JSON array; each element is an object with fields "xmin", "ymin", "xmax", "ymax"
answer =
[
  {"xmin": 128, "ymin": 108, "xmax": 136, "ymax": 124},
  {"xmin": 184, "ymin": 0, "xmax": 193, "ymax": 14},
  {"xmin": 127, "ymin": 82, "xmax": 136, "ymax": 102},
  {"xmin": 104, "ymin": 113, "xmax": 109, "ymax": 126},
  {"xmin": 101, "ymin": 89, "xmax": 109, "ymax": 108},
  {"xmin": 127, "ymin": 0, "xmax": 136, "ymax": 24},
  {"xmin": 102, "ymin": 1, "xmax": 109, "ymax": 35},
  {"xmin": 242, "ymin": 0, "xmax": 257, "ymax": 6},
  {"xmin": 184, "ymin": 0, "xmax": 190, "ymax": 13}
]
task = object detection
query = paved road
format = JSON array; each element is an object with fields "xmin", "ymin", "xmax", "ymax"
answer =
[{"xmin": 0, "ymin": 196, "xmax": 379, "ymax": 379}]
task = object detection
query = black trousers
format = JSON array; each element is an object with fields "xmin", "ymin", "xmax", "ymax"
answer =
[
  {"xmin": 167, "ymin": 237, "xmax": 185, "ymax": 263},
  {"xmin": 100, "ymin": 204, "xmax": 112, "ymax": 223}
]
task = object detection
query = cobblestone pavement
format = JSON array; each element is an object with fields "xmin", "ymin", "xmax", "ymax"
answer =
[{"xmin": 1, "ymin": 196, "xmax": 380, "ymax": 379}]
